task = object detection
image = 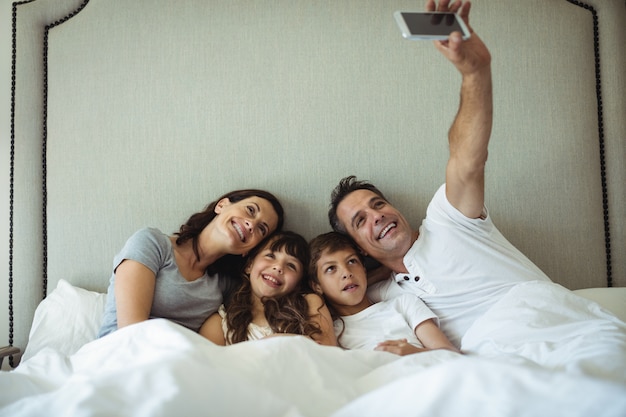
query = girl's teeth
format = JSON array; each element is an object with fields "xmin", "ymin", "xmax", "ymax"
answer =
[{"xmin": 263, "ymin": 275, "xmax": 279, "ymax": 284}]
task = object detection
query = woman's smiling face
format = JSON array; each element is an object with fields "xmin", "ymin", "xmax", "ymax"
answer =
[{"xmin": 213, "ymin": 196, "xmax": 280, "ymax": 255}]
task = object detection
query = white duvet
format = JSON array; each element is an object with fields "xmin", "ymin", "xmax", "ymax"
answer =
[{"xmin": 1, "ymin": 281, "xmax": 625, "ymax": 417}]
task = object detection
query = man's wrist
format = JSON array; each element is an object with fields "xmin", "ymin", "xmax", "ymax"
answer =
[{"xmin": 462, "ymin": 65, "xmax": 492, "ymax": 85}]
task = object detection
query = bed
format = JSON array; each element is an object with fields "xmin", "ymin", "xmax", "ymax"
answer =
[{"xmin": 2, "ymin": 0, "xmax": 626, "ymax": 416}]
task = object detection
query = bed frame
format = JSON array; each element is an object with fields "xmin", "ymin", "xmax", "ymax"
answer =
[{"xmin": 4, "ymin": 0, "xmax": 626, "ymax": 368}]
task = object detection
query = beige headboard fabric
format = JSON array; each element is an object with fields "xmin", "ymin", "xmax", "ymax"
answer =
[{"xmin": 6, "ymin": 0, "xmax": 626, "ymax": 358}]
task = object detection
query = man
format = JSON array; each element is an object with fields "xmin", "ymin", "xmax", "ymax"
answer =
[{"xmin": 327, "ymin": 0, "xmax": 551, "ymax": 348}]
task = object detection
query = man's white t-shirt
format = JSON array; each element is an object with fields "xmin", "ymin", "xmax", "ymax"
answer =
[
  {"xmin": 368, "ymin": 184, "xmax": 550, "ymax": 347},
  {"xmin": 336, "ymin": 283, "xmax": 437, "ymax": 351}
]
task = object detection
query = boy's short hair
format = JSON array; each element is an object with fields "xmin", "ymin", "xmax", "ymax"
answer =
[{"xmin": 308, "ymin": 232, "xmax": 361, "ymax": 282}]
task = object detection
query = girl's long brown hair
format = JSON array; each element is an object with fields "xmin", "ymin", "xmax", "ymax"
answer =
[{"xmin": 224, "ymin": 231, "xmax": 322, "ymax": 344}]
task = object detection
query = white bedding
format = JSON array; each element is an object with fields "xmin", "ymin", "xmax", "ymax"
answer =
[
  {"xmin": 1, "ymin": 281, "xmax": 625, "ymax": 417},
  {"xmin": 461, "ymin": 281, "xmax": 626, "ymax": 384}
]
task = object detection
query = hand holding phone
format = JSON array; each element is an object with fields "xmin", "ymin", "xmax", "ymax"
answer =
[{"xmin": 394, "ymin": 11, "xmax": 470, "ymax": 41}]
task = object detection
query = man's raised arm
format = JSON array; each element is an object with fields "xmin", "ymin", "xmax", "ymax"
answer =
[{"xmin": 427, "ymin": 0, "xmax": 493, "ymax": 218}]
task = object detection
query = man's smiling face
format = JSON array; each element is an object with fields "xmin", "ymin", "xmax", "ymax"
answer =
[{"xmin": 336, "ymin": 189, "xmax": 414, "ymax": 264}]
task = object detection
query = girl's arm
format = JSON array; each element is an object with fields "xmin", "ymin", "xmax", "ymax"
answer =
[
  {"xmin": 305, "ymin": 293, "xmax": 338, "ymax": 347},
  {"xmin": 199, "ymin": 312, "xmax": 226, "ymax": 346},
  {"xmin": 114, "ymin": 260, "xmax": 156, "ymax": 329}
]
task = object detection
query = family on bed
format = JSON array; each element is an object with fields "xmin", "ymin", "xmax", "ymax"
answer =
[{"xmin": 96, "ymin": 1, "xmax": 616, "ymax": 365}]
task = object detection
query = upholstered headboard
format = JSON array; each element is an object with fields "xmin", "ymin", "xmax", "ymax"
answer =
[{"xmin": 5, "ymin": 0, "xmax": 626, "ymax": 364}]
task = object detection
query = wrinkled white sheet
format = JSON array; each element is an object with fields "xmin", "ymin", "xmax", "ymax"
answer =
[
  {"xmin": 2, "ymin": 281, "xmax": 626, "ymax": 417},
  {"xmin": 462, "ymin": 281, "xmax": 626, "ymax": 384}
]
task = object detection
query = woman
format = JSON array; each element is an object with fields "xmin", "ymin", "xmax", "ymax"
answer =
[{"xmin": 98, "ymin": 189, "xmax": 284, "ymax": 337}]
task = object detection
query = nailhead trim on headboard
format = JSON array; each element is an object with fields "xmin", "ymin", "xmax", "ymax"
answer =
[
  {"xmin": 565, "ymin": 0, "xmax": 612, "ymax": 287},
  {"xmin": 8, "ymin": 0, "xmax": 90, "ymax": 369},
  {"xmin": 42, "ymin": 0, "xmax": 92, "ymax": 295},
  {"xmin": 41, "ymin": 0, "xmax": 92, "ymax": 300},
  {"xmin": 8, "ymin": 0, "xmax": 36, "ymax": 370}
]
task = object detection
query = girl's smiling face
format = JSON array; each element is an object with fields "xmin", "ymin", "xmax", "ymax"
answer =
[{"xmin": 246, "ymin": 240, "xmax": 304, "ymax": 300}]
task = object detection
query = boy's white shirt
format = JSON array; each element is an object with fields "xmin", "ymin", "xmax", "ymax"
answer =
[{"xmin": 336, "ymin": 280, "xmax": 437, "ymax": 351}]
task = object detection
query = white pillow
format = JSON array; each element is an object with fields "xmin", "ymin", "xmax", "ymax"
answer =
[
  {"xmin": 573, "ymin": 287, "xmax": 626, "ymax": 323},
  {"xmin": 21, "ymin": 279, "xmax": 107, "ymax": 362}
]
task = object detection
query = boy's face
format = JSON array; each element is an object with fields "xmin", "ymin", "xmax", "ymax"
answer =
[{"xmin": 314, "ymin": 247, "xmax": 369, "ymax": 316}]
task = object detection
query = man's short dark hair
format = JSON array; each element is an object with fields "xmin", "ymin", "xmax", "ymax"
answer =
[{"xmin": 328, "ymin": 175, "xmax": 388, "ymax": 234}]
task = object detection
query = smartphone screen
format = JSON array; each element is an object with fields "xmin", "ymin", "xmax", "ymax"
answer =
[{"xmin": 395, "ymin": 12, "xmax": 470, "ymax": 40}]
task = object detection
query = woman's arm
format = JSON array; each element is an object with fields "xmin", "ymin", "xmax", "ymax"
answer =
[
  {"xmin": 305, "ymin": 293, "xmax": 338, "ymax": 347},
  {"xmin": 114, "ymin": 259, "xmax": 156, "ymax": 329},
  {"xmin": 199, "ymin": 312, "xmax": 226, "ymax": 346}
]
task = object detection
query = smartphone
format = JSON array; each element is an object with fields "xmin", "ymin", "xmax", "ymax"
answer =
[{"xmin": 394, "ymin": 11, "xmax": 470, "ymax": 41}]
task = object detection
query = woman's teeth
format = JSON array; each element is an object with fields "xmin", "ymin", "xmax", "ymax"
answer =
[{"xmin": 233, "ymin": 222, "xmax": 245, "ymax": 241}]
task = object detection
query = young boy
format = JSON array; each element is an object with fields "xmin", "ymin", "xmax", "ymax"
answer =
[{"xmin": 309, "ymin": 232, "xmax": 459, "ymax": 356}]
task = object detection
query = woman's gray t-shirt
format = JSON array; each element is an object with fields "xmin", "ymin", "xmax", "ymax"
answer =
[{"xmin": 98, "ymin": 227, "xmax": 223, "ymax": 337}]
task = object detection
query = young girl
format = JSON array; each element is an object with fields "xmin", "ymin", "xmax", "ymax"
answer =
[
  {"xmin": 200, "ymin": 231, "xmax": 337, "ymax": 346},
  {"xmin": 309, "ymin": 232, "xmax": 459, "ymax": 355}
]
